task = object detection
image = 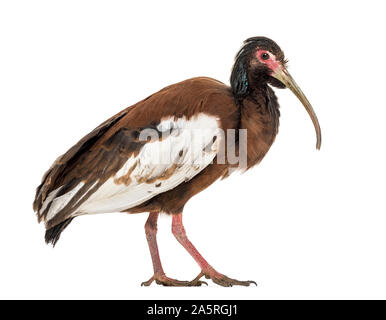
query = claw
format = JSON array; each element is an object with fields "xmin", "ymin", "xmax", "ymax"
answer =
[{"xmin": 141, "ymin": 276, "xmax": 155, "ymax": 287}]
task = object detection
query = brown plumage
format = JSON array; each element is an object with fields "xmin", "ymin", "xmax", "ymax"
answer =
[{"xmin": 33, "ymin": 37, "xmax": 321, "ymax": 286}]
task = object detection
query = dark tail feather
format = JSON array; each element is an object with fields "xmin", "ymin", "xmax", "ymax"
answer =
[{"xmin": 45, "ymin": 218, "xmax": 74, "ymax": 247}]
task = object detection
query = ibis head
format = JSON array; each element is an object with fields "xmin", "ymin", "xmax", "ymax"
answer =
[{"xmin": 231, "ymin": 36, "xmax": 321, "ymax": 150}]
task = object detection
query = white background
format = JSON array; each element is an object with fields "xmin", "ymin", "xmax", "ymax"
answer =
[{"xmin": 1, "ymin": 0, "xmax": 385, "ymax": 299}]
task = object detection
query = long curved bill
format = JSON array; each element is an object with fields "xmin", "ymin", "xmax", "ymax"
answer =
[{"xmin": 272, "ymin": 67, "xmax": 322, "ymax": 150}]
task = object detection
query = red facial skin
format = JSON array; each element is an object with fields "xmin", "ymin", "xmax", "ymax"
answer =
[{"xmin": 256, "ymin": 49, "xmax": 281, "ymax": 73}]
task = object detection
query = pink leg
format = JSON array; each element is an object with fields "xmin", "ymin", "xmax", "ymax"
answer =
[
  {"xmin": 141, "ymin": 212, "xmax": 205, "ymax": 287},
  {"xmin": 144, "ymin": 212, "xmax": 164, "ymax": 276},
  {"xmin": 171, "ymin": 213, "xmax": 212, "ymax": 271},
  {"xmin": 172, "ymin": 213, "xmax": 256, "ymax": 287}
]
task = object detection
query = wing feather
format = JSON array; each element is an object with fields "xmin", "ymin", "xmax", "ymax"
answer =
[{"xmin": 33, "ymin": 109, "xmax": 129, "ymax": 214}]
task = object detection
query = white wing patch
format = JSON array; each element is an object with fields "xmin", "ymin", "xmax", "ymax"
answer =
[
  {"xmin": 42, "ymin": 113, "xmax": 222, "ymax": 222},
  {"xmin": 75, "ymin": 113, "xmax": 221, "ymax": 214},
  {"xmin": 39, "ymin": 185, "xmax": 63, "ymax": 217},
  {"xmin": 44, "ymin": 182, "xmax": 84, "ymax": 221}
]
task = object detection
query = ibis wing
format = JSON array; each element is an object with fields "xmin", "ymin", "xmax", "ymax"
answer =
[
  {"xmin": 34, "ymin": 77, "xmax": 232, "ymax": 229},
  {"xmin": 35, "ymin": 112, "xmax": 221, "ymax": 228}
]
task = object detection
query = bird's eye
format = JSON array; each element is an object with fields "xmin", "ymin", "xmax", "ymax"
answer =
[{"xmin": 261, "ymin": 53, "xmax": 269, "ymax": 60}]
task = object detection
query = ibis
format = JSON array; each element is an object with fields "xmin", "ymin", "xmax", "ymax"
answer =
[{"xmin": 33, "ymin": 37, "xmax": 321, "ymax": 286}]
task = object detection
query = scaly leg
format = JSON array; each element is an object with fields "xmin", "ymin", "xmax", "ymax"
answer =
[
  {"xmin": 172, "ymin": 213, "xmax": 256, "ymax": 287},
  {"xmin": 141, "ymin": 212, "xmax": 205, "ymax": 287}
]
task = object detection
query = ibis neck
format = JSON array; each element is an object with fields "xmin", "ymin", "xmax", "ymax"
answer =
[{"xmin": 238, "ymin": 85, "xmax": 280, "ymax": 169}]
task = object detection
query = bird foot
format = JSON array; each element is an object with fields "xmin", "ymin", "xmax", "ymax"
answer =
[
  {"xmin": 191, "ymin": 267, "xmax": 257, "ymax": 287},
  {"xmin": 141, "ymin": 273, "xmax": 207, "ymax": 287}
]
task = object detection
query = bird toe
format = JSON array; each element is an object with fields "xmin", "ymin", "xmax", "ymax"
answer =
[
  {"xmin": 141, "ymin": 274, "xmax": 205, "ymax": 287},
  {"xmin": 198, "ymin": 268, "xmax": 257, "ymax": 287}
]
